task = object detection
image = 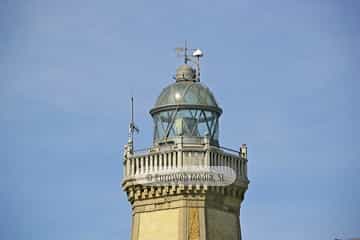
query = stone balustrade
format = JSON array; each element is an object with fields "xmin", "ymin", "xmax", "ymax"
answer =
[{"xmin": 123, "ymin": 144, "xmax": 248, "ymax": 182}]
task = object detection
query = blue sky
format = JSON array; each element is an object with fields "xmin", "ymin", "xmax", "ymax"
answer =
[{"xmin": 1, "ymin": 0, "xmax": 359, "ymax": 239}]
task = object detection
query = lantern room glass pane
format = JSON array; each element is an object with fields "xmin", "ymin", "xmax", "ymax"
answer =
[{"xmin": 153, "ymin": 109, "xmax": 219, "ymax": 143}]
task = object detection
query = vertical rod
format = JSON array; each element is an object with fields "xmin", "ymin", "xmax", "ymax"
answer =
[
  {"xmin": 196, "ymin": 56, "xmax": 200, "ymax": 81},
  {"xmin": 131, "ymin": 96, "xmax": 134, "ymax": 143},
  {"xmin": 184, "ymin": 40, "xmax": 188, "ymax": 64}
]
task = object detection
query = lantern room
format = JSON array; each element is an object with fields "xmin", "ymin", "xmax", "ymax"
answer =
[{"xmin": 150, "ymin": 64, "xmax": 222, "ymax": 146}]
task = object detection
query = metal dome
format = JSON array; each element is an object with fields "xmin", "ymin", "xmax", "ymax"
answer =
[
  {"xmin": 150, "ymin": 81, "xmax": 221, "ymax": 114},
  {"xmin": 175, "ymin": 64, "xmax": 196, "ymax": 81}
]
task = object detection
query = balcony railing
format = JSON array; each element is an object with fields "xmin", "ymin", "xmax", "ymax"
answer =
[{"xmin": 123, "ymin": 144, "xmax": 248, "ymax": 181}]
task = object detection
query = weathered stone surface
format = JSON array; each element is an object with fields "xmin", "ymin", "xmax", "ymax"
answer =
[
  {"xmin": 206, "ymin": 208, "xmax": 239, "ymax": 240},
  {"xmin": 137, "ymin": 209, "xmax": 180, "ymax": 240}
]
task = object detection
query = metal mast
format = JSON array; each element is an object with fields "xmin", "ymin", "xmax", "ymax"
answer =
[
  {"xmin": 128, "ymin": 96, "xmax": 139, "ymax": 147},
  {"xmin": 175, "ymin": 41, "xmax": 203, "ymax": 82}
]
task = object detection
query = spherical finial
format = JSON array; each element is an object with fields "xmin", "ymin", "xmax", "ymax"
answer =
[{"xmin": 175, "ymin": 64, "xmax": 196, "ymax": 82}]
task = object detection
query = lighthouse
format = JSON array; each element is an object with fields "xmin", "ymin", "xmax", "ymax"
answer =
[{"xmin": 122, "ymin": 47, "xmax": 249, "ymax": 240}]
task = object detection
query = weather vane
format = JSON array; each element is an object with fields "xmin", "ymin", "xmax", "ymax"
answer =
[{"xmin": 175, "ymin": 41, "xmax": 204, "ymax": 81}]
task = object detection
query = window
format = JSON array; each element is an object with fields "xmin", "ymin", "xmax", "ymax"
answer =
[{"xmin": 153, "ymin": 109, "xmax": 219, "ymax": 143}]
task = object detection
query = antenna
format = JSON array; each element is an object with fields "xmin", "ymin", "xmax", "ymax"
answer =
[
  {"xmin": 128, "ymin": 96, "xmax": 139, "ymax": 145},
  {"xmin": 175, "ymin": 40, "xmax": 191, "ymax": 64},
  {"xmin": 193, "ymin": 48, "xmax": 203, "ymax": 82},
  {"xmin": 175, "ymin": 42, "xmax": 204, "ymax": 82},
  {"xmin": 183, "ymin": 40, "xmax": 188, "ymax": 64}
]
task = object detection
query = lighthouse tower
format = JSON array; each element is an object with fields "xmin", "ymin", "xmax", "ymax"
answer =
[{"xmin": 122, "ymin": 48, "xmax": 249, "ymax": 240}]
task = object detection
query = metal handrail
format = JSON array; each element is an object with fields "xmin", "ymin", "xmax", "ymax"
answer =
[
  {"xmin": 218, "ymin": 146, "xmax": 240, "ymax": 154},
  {"xmin": 131, "ymin": 144, "xmax": 240, "ymax": 157}
]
